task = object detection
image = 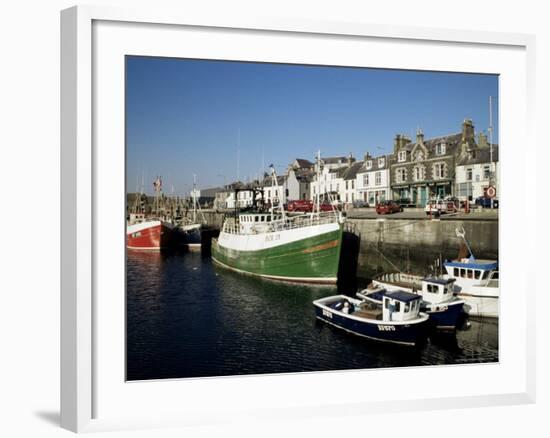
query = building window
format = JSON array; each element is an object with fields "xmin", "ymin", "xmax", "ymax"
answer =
[
  {"xmin": 466, "ymin": 167, "xmax": 473, "ymax": 181},
  {"xmin": 436, "ymin": 143, "xmax": 446, "ymax": 155},
  {"xmin": 366, "ymin": 160, "xmax": 372, "ymax": 169},
  {"xmin": 375, "ymin": 172, "xmax": 381, "ymax": 186},
  {"xmin": 483, "ymin": 165, "xmax": 491, "ymax": 180},
  {"xmin": 398, "ymin": 151, "xmax": 407, "ymax": 162},
  {"xmin": 415, "ymin": 150, "xmax": 424, "ymax": 161},
  {"xmin": 345, "ymin": 181, "xmax": 348, "ymax": 190},
  {"xmin": 433, "ymin": 163, "xmax": 447, "ymax": 180},
  {"xmin": 378, "ymin": 158, "xmax": 385, "ymax": 168},
  {"xmin": 413, "ymin": 166, "xmax": 425, "ymax": 182},
  {"xmin": 457, "ymin": 182, "xmax": 473, "ymax": 198},
  {"xmin": 395, "ymin": 168, "xmax": 407, "ymax": 183},
  {"xmin": 351, "ymin": 180, "xmax": 355, "ymax": 189},
  {"xmin": 363, "ymin": 174, "xmax": 369, "ymax": 186}
]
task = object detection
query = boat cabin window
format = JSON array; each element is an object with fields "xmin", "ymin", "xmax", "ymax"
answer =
[
  {"xmin": 384, "ymin": 299, "xmax": 389, "ymax": 309},
  {"xmin": 405, "ymin": 303, "xmax": 410, "ymax": 312},
  {"xmin": 460, "ymin": 268, "xmax": 465, "ymax": 277},
  {"xmin": 394, "ymin": 301, "xmax": 400, "ymax": 312},
  {"xmin": 482, "ymin": 271, "xmax": 489, "ymax": 280},
  {"xmin": 474, "ymin": 270, "xmax": 480, "ymax": 279},
  {"xmin": 427, "ymin": 283, "xmax": 440, "ymax": 293},
  {"xmin": 454, "ymin": 268, "xmax": 459, "ymax": 277},
  {"xmin": 492, "ymin": 272, "xmax": 499, "ymax": 279},
  {"xmin": 467, "ymin": 269, "xmax": 473, "ymax": 279},
  {"xmin": 255, "ymin": 216, "xmax": 259, "ymax": 222}
]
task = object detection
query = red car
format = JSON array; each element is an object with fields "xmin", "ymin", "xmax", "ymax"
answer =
[
  {"xmin": 376, "ymin": 200, "xmax": 403, "ymax": 214},
  {"xmin": 287, "ymin": 200, "xmax": 313, "ymax": 212},
  {"xmin": 286, "ymin": 200, "xmax": 335, "ymax": 213}
]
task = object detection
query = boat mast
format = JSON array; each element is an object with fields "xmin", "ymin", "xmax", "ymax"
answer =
[
  {"xmin": 316, "ymin": 150, "xmax": 321, "ymax": 216},
  {"xmin": 192, "ymin": 174, "xmax": 197, "ymax": 224},
  {"xmin": 489, "ymin": 96, "xmax": 495, "ymax": 209},
  {"xmin": 269, "ymin": 165, "xmax": 286, "ymax": 221}
]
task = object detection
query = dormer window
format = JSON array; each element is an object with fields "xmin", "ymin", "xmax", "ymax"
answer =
[
  {"xmin": 398, "ymin": 151, "xmax": 407, "ymax": 162},
  {"xmin": 436, "ymin": 142, "xmax": 446, "ymax": 155},
  {"xmin": 366, "ymin": 160, "xmax": 372, "ymax": 169},
  {"xmin": 378, "ymin": 158, "xmax": 385, "ymax": 168}
]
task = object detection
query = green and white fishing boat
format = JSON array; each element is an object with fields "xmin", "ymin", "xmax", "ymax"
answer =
[{"xmin": 211, "ymin": 155, "xmax": 345, "ymax": 284}]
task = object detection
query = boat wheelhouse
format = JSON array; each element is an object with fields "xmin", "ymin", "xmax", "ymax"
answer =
[
  {"xmin": 313, "ymin": 291, "xmax": 429, "ymax": 346},
  {"xmin": 363, "ymin": 276, "xmax": 465, "ymax": 330},
  {"xmin": 441, "ymin": 227, "xmax": 499, "ymax": 317}
]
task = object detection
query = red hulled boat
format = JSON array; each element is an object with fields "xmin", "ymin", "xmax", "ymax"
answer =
[
  {"xmin": 127, "ymin": 176, "xmax": 181, "ymax": 251},
  {"xmin": 126, "ymin": 219, "xmax": 177, "ymax": 250}
]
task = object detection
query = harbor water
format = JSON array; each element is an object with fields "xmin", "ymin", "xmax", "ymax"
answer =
[{"xmin": 126, "ymin": 249, "xmax": 498, "ymax": 381}]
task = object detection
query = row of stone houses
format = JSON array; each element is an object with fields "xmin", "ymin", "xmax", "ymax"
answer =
[{"xmin": 209, "ymin": 119, "xmax": 499, "ymax": 209}]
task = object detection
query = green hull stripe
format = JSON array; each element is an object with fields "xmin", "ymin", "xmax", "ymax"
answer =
[{"xmin": 211, "ymin": 226, "xmax": 343, "ymax": 282}]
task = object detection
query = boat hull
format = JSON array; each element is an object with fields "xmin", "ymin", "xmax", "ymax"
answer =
[
  {"xmin": 313, "ymin": 302, "xmax": 428, "ymax": 346},
  {"xmin": 456, "ymin": 292, "xmax": 498, "ymax": 318},
  {"xmin": 181, "ymin": 225, "xmax": 202, "ymax": 250},
  {"xmin": 126, "ymin": 220, "xmax": 177, "ymax": 250},
  {"xmin": 211, "ymin": 223, "xmax": 343, "ymax": 284},
  {"xmin": 423, "ymin": 301, "xmax": 465, "ymax": 330}
]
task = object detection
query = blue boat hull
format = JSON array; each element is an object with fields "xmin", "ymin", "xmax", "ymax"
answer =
[
  {"xmin": 182, "ymin": 228, "xmax": 202, "ymax": 249},
  {"xmin": 424, "ymin": 301, "xmax": 465, "ymax": 330},
  {"xmin": 314, "ymin": 306, "xmax": 428, "ymax": 346}
]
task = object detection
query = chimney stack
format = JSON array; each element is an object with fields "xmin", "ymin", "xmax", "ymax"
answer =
[{"xmin": 461, "ymin": 119, "xmax": 475, "ymax": 142}]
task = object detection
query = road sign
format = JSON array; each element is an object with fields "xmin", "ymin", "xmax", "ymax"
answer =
[{"xmin": 485, "ymin": 186, "xmax": 497, "ymax": 199}]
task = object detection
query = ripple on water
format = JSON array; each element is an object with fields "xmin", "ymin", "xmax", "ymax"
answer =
[{"xmin": 126, "ymin": 252, "xmax": 499, "ymax": 380}]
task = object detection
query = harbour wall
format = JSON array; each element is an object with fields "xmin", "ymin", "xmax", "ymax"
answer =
[
  {"xmin": 344, "ymin": 217, "xmax": 498, "ymax": 279},
  {"xmin": 199, "ymin": 210, "xmax": 498, "ymax": 279}
]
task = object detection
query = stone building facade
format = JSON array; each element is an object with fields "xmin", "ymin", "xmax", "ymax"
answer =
[{"xmin": 390, "ymin": 120, "xmax": 477, "ymax": 206}]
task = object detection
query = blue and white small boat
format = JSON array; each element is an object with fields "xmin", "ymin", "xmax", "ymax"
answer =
[
  {"xmin": 313, "ymin": 292, "xmax": 429, "ymax": 346},
  {"xmin": 359, "ymin": 277, "xmax": 465, "ymax": 330},
  {"xmin": 442, "ymin": 227, "xmax": 499, "ymax": 317}
]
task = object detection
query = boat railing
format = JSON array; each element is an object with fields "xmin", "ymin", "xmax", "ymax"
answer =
[
  {"xmin": 377, "ymin": 272, "xmax": 423, "ymax": 289},
  {"xmin": 222, "ymin": 212, "xmax": 340, "ymax": 235}
]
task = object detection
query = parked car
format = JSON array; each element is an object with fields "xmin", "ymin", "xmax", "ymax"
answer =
[
  {"xmin": 352, "ymin": 200, "xmax": 369, "ymax": 208},
  {"xmin": 286, "ymin": 199, "xmax": 336, "ymax": 212},
  {"xmin": 376, "ymin": 200, "xmax": 403, "ymax": 214},
  {"xmin": 395, "ymin": 197, "xmax": 416, "ymax": 208},
  {"xmin": 475, "ymin": 196, "xmax": 499, "ymax": 208},
  {"xmin": 286, "ymin": 200, "xmax": 313, "ymax": 212},
  {"xmin": 424, "ymin": 198, "xmax": 458, "ymax": 216}
]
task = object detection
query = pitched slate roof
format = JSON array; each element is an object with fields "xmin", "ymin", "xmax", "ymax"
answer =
[
  {"xmin": 456, "ymin": 145, "xmax": 499, "ymax": 166},
  {"xmin": 410, "ymin": 132, "xmax": 462, "ymax": 155},
  {"xmin": 294, "ymin": 158, "xmax": 314, "ymax": 168},
  {"xmin": 294, "ymin": 169, "xmax": 315, "ymax": 183},
  {"xmin": 360, "ymin": 154, "xmax": 390, "ymax": 172},
  {"xmin": 343, "ymin": 161, "xmax": 364, "ymax": 180},
  {"xmin": 323, "ymin": 156, "xmax": 349, "ymax": 164},
  {"xmin": 329, "ymin": 167, "xmax": 349, "ymax": 178}
]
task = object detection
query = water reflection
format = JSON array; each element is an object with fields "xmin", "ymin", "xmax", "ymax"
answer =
[{"xmin": 126, "ymin": 251, "xmax": 498, "ymax": 381}]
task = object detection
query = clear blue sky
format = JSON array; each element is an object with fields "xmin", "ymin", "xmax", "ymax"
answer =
[{"xmin": 126, "ymin": 56, "xmax": 498, "ymax": 195}]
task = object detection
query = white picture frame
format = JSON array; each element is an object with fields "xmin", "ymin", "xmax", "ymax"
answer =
[{"xmin": 61, "ymin": 4, "xmax": 536, "ymax": 433}]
